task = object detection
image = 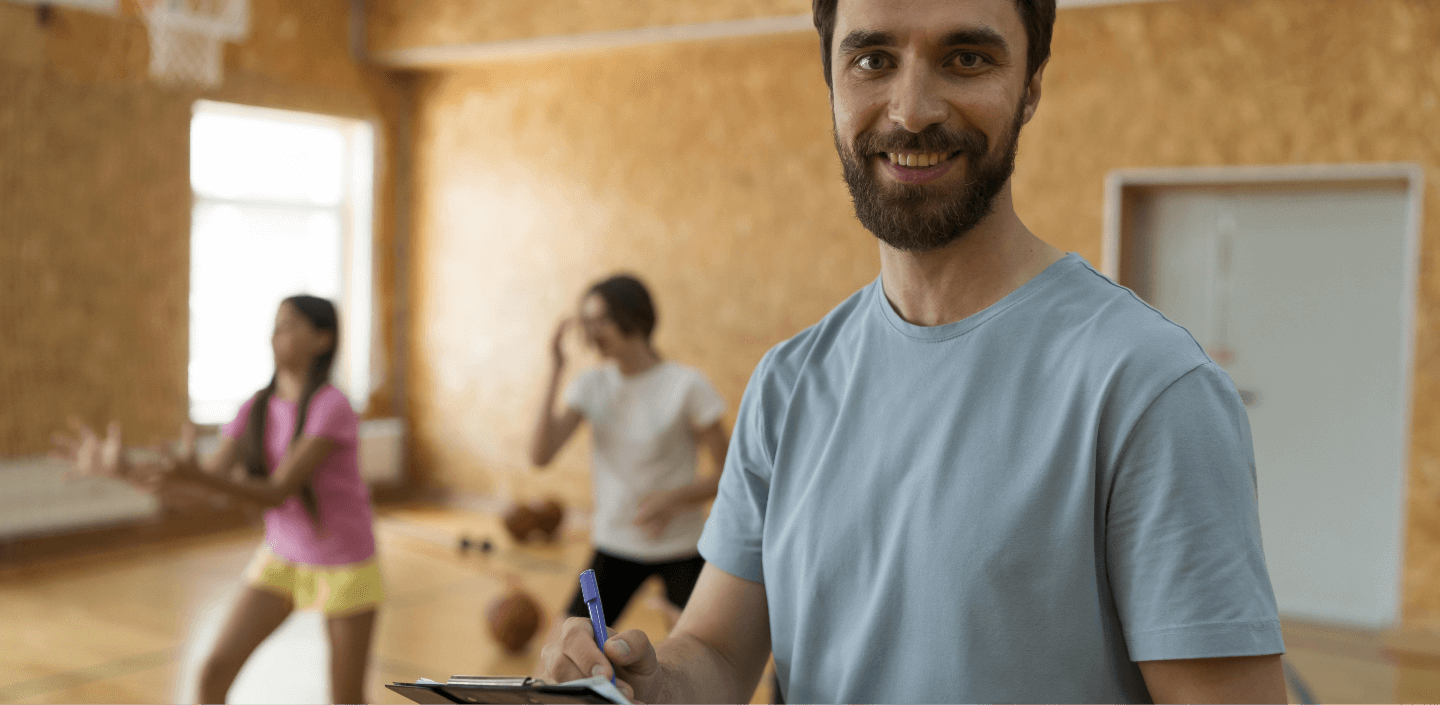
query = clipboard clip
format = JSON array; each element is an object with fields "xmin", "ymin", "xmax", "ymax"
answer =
[{"xmin": 446, "ymin": 676, "xmax": 537, "ymax": 687}]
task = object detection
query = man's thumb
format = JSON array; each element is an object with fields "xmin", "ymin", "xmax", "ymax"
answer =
[{"xmin": 604, "ymin": 629, "xmax": 657, "ymax": 674}]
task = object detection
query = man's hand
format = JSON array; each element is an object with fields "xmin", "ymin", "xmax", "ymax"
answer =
[{"xmin": 535, "ymin": 618, "xmax": 662, "ymax": 703}]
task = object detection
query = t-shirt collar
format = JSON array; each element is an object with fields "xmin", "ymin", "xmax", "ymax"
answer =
[{"xmin": 873, "ymin": 253, "xmax": 1081, "ymax": 341}]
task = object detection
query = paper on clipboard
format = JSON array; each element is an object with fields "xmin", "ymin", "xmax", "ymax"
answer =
[{"xmin": 386, "ymin": 674, "xmax": 632, "ymax": 704}]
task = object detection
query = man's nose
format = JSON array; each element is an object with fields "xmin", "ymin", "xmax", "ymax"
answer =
[{"xmin": 886, "ymin": 64, "xmax": 948, "ymax": 133}]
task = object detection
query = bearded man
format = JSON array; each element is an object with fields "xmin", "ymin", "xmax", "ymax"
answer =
[{"xmin": 538, "ymin": 0, "xmax": 1287, "ymax": 701}]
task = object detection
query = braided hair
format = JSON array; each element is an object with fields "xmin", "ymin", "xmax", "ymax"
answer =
[{"xmin": 239, "ymin": 295, "xmax": 339, "ymax": 522}]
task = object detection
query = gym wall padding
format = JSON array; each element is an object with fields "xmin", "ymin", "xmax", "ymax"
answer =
[{"xmin": 0, "ymin": 0, "xmax": 410, "ymax": 457}]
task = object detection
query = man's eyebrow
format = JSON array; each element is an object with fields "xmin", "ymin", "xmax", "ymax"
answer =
[
  {"xmin": 837, "ymin": 30, "xmax": 896, "ymax": 56},
  {"xmin": 940, "ymin": 27, "xmax": 1010, "ymax": 53}
]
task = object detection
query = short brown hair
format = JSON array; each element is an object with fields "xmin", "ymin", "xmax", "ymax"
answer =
[
  {"xmin": 587, "ymin": 274, "xmax": 657, "ymax": 340},
  {"xmin": 812, "ymin": 0, "xmax": 1057, "ymax": 89}
]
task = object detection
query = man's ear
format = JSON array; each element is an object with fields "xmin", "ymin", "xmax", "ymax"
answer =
[{"xmin": 1022, "ymin": 58, "xmax": 1048, "ymax": 125}]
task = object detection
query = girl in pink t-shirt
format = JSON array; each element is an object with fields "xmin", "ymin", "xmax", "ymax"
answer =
[{"xmin": 54, "ymin": 295, "xmax": 382, "ymax": 704}]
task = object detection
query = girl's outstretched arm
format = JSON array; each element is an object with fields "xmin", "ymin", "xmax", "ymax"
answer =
[
  {"xmin": 167, "ymin": 428, "xmax": 335, "ymax": 509},
  {"xmin": 54, "ymin": 419, "xmax": 239, "ymax": 483}
]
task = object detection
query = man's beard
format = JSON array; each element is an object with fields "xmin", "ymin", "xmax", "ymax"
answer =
[{"xmin": 836, "ymin": 100, "xmax": 1026, "ymax": 253}]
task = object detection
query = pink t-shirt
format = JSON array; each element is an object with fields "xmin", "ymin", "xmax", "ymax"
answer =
[{"xmin": 222, "ymin": 385, "xmax": 376, "ymax": 566}]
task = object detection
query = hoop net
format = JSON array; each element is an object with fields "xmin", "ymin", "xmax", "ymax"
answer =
[{"xmin": 139, "ymin": 0, "xmax": 250, "ymax": 89}]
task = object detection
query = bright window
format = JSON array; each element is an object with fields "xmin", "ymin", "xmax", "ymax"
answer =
[{"xmin": 188, "ymin": 100, "xmax": 375, "ymax": 424}]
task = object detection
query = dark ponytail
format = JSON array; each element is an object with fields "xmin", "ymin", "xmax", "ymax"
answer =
[{"xmin": 239, "ymin": 295, "xmax": 339, "ymax": 523}]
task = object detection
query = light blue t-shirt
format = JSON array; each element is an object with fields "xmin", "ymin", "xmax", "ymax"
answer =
[{"xmin": 698, "ymin": 254, "xmax": 1284, "ymax": 704}]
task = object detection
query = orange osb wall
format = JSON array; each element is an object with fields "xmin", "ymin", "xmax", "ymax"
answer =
[
  {"xmin": 365, "ymin": 0, "xmax": 810, "ymax": 55},
  {"xmin": 403, "ymin": 0, "xmax": 1440, "ymax": 622},
  {"xmin": 0, "ymin": 0, "xmax": 409, "ymax": 457}
]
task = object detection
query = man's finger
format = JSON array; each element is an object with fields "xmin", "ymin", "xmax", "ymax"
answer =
[
  {"xmin": 615, "ymin": 679, "xmax": 636, "ymax": 702},
  {"xmin": 558, "ymin": 617, "xmax": 617, "ymax": 679},
  {"xmin": 537, "ymin": 643, "xmax": 591, "ymax": 685}
]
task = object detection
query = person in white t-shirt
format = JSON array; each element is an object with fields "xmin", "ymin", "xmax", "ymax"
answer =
[{"xmin": 530, "ymin": 273, "xmax": 731, "ymax": 628}]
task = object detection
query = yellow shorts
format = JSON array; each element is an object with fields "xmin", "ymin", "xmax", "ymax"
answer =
[{"xmin": 244, "ymin": 545, "xmax": 385, "ymax": 616}]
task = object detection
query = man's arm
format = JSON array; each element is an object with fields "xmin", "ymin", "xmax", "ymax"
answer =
[
  {"xmin": 536, "ymin": 563, "xmax": 771, "ymax": 704},
  {"xmin": 1139, "ymin": 654, "xmax": 1286, "ymax": 704}
]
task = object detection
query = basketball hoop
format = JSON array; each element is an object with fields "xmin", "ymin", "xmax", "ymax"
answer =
[{"xmin": 136, "ymin": 0, "xmax": 250, "ymax": 88}]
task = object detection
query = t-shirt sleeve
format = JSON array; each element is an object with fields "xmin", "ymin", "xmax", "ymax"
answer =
[
  {"xmin": 684, "ymin": 370, "xmax": 727, "ymax": 428},
  {"xmin": 697, "ymin": 350, "xmax": 778, "ymax": 585},
  {"xmin": 301, "ymin": 387, "xmax": 359, "ymax": 445},
  {"xmin": 563, "ymin": 369, "xmax": 597, "ymax": 419},
  {"xmin": 1107, "ymin": 362, "xmax": 1285, "ymax": 661},
  {"xmin": 221, "ymin": 396, "xmax": 257, "ymax": 439}
]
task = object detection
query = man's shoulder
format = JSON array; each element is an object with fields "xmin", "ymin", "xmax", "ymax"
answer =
[
  {"xmin": 1037, "ymin": 259, "xmax": 1221, "ymax": 414},
  {"xmin": 1045, "ymin": 257, "xmax": 1210, "ymax": 370},
  {"xmin": 754, "ymin": 280, "xmax": 878, "ymax": 389}
]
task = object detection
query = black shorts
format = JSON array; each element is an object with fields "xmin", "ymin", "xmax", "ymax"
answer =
[{"xmin": 565, "ymin": 549, "xmax": 706, "ymax": 626}]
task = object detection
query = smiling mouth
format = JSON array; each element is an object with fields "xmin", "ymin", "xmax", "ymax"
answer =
[{"xmin": 880, "ymin": 150, "xmax": 962, "ymax": 168}]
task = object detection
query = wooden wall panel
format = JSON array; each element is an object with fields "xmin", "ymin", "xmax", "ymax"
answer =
[
  {"xmin": 405, "ymin": 0, "xmax": 1440, "ymax": 623},
  {"xmin": 366, "ymin": 0, "xmax": 811, "ymax": 54},
  {"xmin": 0, "ymin": 0, "xmax": 410, "ymax": 456}
]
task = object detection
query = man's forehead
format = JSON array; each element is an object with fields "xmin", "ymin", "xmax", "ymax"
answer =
[{"xmin": 834, "ymin": 0, "xmax": 1023, "ymax": 39}]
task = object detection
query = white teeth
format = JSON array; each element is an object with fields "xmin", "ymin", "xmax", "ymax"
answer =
[{"xmin": 887, "ymin": 152, "xmax": 950, "ymax": 167}]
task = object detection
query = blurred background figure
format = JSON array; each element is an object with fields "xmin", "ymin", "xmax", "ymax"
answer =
[{"xmin": 530, "ymin": 274, "xmax": 729, "ymax": 632}]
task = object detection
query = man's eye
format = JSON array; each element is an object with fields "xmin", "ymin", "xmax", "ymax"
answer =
[
  {"xmin": 955, "ymin": 52, "xmax": 985, "ymax": 68},
  {"xmin": 856, "ymin": 54, "xmax": 889, "ymax": 71}
]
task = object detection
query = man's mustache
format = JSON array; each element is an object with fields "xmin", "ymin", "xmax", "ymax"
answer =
[{"xmin": 852, "ymin": 125, "xmax": 988, "ymax": 157}]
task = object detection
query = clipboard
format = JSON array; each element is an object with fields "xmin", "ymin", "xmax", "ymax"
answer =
[{"xmin": 386, "ymin": 675, "xmax": 630, "ymax": 704}]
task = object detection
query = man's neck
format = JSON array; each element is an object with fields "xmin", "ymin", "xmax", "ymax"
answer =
[{"xmin": 877, "ymin": 189, "xmax": 1064, "ymax": 328}]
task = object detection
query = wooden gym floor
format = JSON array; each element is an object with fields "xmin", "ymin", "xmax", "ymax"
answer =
[{"xmin": 0, "ymin": 504, "xmax": 1437, "ymax": 704}]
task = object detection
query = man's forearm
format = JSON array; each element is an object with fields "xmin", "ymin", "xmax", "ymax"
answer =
[
  {"xmin": 650, "ymin": 633, "xmax": 758, "ymax": 705},
  {"xmin": 1139, "ymin": 654, "xmax": 1286, "ymax": 704}
]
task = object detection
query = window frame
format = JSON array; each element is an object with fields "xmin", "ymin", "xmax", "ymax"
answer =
[{"xmin": 187, "ymin": 99, "xmax": 377, "ymax": 424}]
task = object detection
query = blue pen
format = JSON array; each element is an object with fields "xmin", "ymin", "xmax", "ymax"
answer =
[{"xmin": 579, "ymin": 569, "xmax": 615, "ymax": 684}]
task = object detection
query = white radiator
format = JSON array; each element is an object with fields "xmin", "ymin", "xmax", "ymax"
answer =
[
  {"xmin": 0, "ymin": 418, "xmax": 404, "ymax": 540},
  {"xmin": 0, "ymin": 456, "xmax": 158, "ymax": 540},
  {"xmin": 358, "ymin": 418, "xmax": 406, "ymax": 485}
]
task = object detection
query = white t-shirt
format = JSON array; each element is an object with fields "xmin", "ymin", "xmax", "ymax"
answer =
[{"xmin": 565, "ymin": 360, "xmax": 727, "ymax": 561}]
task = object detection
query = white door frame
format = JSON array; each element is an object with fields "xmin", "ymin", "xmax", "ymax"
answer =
[{"xmin": 1102, "ymin": 162, "xmax": 1426, "ymax": 624}]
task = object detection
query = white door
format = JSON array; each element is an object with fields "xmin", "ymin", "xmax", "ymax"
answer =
[{"xmin": 1129, "ymin": 182, "xmax": 1412, "ymax": 627}]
